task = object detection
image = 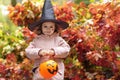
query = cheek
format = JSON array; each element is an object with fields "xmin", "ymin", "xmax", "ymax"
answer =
[
  {"xmin": 51, "ymin": 28, "xmax": 55, "ymax": 32},
  {"xmin": 49, "ymin": 29, "xmax": 55, "ymax": 34}
]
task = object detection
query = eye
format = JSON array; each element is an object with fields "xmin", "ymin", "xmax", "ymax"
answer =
[
  {"xmin": 50, "ymin": 26, "xmax": 55, "ymax": 29},
  {"xmin": 50, "ymin": 26, "xmax": 53, "ymax": 28},
  {"xmin": 43, "ymin": 26, "xmax": 47, "ymax": 28}
]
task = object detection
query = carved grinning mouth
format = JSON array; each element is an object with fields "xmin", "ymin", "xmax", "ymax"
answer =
[{"xmin": 47, "ymin": 66, "xmax": 58, "ymax": 74}]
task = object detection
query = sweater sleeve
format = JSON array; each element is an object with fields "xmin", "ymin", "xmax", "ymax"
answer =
[
  {"xmin": 52, "ymin": 37, "xmax": 70, "ymax": 58},
  {"xmin": 25, "ymin": 39, "xmax": 41, "ymax": 60}
]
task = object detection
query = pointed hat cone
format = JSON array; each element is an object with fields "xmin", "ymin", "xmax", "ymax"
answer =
[
  {"xmin": 28, "ymin": 0, "xmax": 69, "ymax": 31},
  {"xmin": 41, "ymin": 0, "xmax": 55, "ymax": 20}
]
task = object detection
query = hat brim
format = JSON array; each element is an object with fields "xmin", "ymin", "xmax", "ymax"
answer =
[{"xmin": 28, "ymin": 19, "xmax": 69, "ymax": 31}]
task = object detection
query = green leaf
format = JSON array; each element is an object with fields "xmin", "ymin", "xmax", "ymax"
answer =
[
  {"xmin": 0, "ymin": 30, "xmax": 3, "ymax": 36},
  {"xmin": 89, "ymin": 0, "xmax": 95, "ymax": 3}
]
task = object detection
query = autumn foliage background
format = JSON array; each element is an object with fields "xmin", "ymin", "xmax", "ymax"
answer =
[{"xmin": 0, "ymin": 0, "xmax": 120, "ymax": 80}]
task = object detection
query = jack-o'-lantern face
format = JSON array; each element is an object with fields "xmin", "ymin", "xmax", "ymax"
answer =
[
  {"xmin": 39, "ymin": 60, "xmax": 58, "ymax": 78},
  {"xmin": 46, "ymin": 60, "xmax": 58, "ymax": 74}
]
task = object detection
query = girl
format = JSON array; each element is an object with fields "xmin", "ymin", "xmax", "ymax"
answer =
[{"xmin": 25, "ymin": 0, "xmax": 70, "ymax": 80}]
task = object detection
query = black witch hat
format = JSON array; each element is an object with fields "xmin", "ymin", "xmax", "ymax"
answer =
[{"xmin": 28, "ymin": 0, "xmax": 69, "ymax": 31}]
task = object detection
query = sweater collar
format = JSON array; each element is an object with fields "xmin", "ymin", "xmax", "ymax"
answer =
[{"xmin": 38, "ymin": 33, "xmax": 59, "ymax": 38}]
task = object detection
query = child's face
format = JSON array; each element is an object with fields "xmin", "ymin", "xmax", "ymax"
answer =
[{"xmin": 42, "ymin": 22, "xmax": 55, "ymax": 36}]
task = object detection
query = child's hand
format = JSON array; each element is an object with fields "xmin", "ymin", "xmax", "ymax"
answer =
[
  {"xmin": 39, "ymin": 49, "xmax": 49, "ymax": 56},
  {"xmin": 39, "ymin": 49, "xmax": 55, "ymax": 56},
  {"xmin": 48, "ymin": 49, "xmax": 55, "ymax": 57}
]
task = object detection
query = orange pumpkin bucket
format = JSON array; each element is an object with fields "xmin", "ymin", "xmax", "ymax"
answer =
[{"xmin": 39, "ymin": 60, "xmax": 58, "ymax": 78}]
